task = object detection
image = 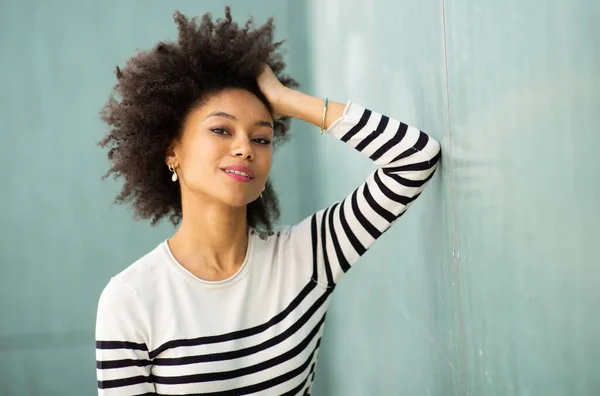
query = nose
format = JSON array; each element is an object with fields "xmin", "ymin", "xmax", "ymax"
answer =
[{"xmin": 231, "ymin": 137, "xmax": 254, "ymax": 160}]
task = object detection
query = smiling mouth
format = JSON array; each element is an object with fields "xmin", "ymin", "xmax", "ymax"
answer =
[{"xmin": 223, "ymin": 169, "xmax": 253, "ymax": 182}]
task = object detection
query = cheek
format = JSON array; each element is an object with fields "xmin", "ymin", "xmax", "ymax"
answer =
[
  {"xmin": 258, "ymin": 151, "xmax": 273, "ymax": 179},
  {"xmin": 180, "ymin": 137, "xmax": 221, "ymax": 181}
]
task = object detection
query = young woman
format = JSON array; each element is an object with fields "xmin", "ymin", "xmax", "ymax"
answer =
[{"xmin": 96, "ymin": 7, "xmax": 441, "ymax": 395}]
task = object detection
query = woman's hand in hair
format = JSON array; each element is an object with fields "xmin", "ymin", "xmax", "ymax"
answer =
[{"xmin": 256, "ymin": 64, "xmax": 291, "ymax": 120}]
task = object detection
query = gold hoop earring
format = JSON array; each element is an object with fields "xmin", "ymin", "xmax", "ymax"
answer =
[
  {"xmin": 168, "ymin": 164, "xmax": 178, "ymax": 182},
  {"xmin": 260, "ymin": 187, "xmax": 265, "ymax": 199}
]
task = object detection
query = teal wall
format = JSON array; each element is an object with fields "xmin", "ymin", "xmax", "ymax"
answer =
[{"xmin": 1, "ymin": 0, "xmax": 598, "ymax": 395}]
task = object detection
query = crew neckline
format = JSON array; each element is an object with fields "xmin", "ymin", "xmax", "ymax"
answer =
[{"xmin": 162, "ymin": 228, "xmax": 255, "ymax": 288}]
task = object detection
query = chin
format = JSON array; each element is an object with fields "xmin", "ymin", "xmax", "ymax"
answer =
[{"xmin": 218, "ymin": 193, "xmax": 257, "ymax": 208}]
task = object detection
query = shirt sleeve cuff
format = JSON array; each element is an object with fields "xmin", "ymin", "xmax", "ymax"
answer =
[{"xmin": 325, "ymin": 100, "xmax": 367, "ymax": 137}]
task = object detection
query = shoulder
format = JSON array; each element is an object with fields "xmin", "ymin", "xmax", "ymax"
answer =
[
  {"xmin": 249, "ymin": 223, "xmax": 315, "ymax": 264},
  {"xmin": 99, "ymin": 241, "xmax": 168, "ymax": 304},
  {"xmin": 116, "ymin": 241, "xmax": 166, "ymax": 282}
]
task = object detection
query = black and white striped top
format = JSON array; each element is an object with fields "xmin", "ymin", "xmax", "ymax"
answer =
[{"xmin": 95, "ymin": 100, "xmax": 441, "ymax": 395}]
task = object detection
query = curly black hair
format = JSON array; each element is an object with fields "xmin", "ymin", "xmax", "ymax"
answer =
[{"xmin": 98, "ymin": 6, "xmax": 299, "ymax": 231}]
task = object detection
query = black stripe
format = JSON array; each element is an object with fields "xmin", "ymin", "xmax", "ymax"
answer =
[
  {"xmin": 350, "ymin": 188, "xmax": 380, "ymax": 240},
  {"xmin": 152, "ymin": 313, "xmax": 328, "ymax": 385},
  {"xmin": 370, "ymin": 122, "xmax": 409, "ymax": 161},
  {"xmin": 373, "ymin": 170, "xmax": 414, "ymax": 206},
  {"xmin": 390, "ymin": 131, "xmax": 430, "ymax": 163},
  {"xmin": 382, "ymin": 168, "xmax": 434, "ymax": 188},
  {"xmin": 96, "ymin": 340, "xmax": 148, "ymax": 351},
  {"xmin": 327, "ymin": 203, "xmax": 351, "ymax": 273},
  {"xmin": 98, "ymin": 374, "xmax": 153, "ymax": 390},
  {"xmin": 97, "ymin": 357, "xmax": 151, "ymax": 370},
  {"xmin": 363, "ymin": 182, "xmax": 396, "ymax": 223},
  {"xmin": 385, "ymin": 150, "xmax": 441, "ymax": 173},
  {"xmin": 355, "ymin": 115, "xmax": 388, "ymax": 152},
  {"xmin": 341, "ymin": 109, "xmax": 371, "ymax": 142},
  {"xmin": 385, "ymin": 159, "xmax": 435, "ymax": 172},
  {"xmin": 339, "ymin": 197, "xmax": 366, "ymax": 257},
  {"xmin": 132, "ymin": 393, "xmax": 156, "ymax": 396},
  {"xmin": 310, "ymin": 215, "xmax": 319, "ymax": 283},
  {"xmin": 320, "ymin": 207, "xmax": 335, "ymax": 289},
  {"xmin": 147, "ymin": 280, "xmax": 318, "ymax": 359},
  {"xmin": 152, "ymin": 288, "xmax": 330, "ymax": 366},
  {"xmin": 391, "ymin": 147, "xmax": 417, "ymax": 163},
  {"xmin": 413, "ymin": 130, "xmax": 429, "ymax": 151}
]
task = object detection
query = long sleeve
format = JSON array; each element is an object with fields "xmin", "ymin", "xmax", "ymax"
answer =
[
  {"xmin": 95, "ymin": 278, "xmax": 156, "ymax": 395},
  {"xmin": 287, "ymin": 100, "xmax": 441, "ymax": 289}
]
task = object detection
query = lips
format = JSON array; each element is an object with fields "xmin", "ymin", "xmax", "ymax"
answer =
[{"xmin": 221, "ymin": 164, "xmax": 254, "ymax": 180}]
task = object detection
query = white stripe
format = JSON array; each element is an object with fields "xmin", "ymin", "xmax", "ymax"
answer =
[
  {"xmin": 96, "ymin": 348, "xmax": 149, "ymax": 363},
  {"xmin": 98, "ymin": 382, "xmax": 153, "ymax": 395},
  {"xmin": 96, "ymin": 364, "xmax": 150, "ymax": 382}
]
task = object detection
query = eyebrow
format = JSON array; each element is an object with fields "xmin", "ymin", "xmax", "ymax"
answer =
[{"xmin": 204, "ymin": 111, "xmax": 274, "ymax": 129}]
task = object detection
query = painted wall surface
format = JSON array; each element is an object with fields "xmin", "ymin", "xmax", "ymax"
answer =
[{"xmin": 1, "ymin": 0, "xmax": 598, "ymax": 394}]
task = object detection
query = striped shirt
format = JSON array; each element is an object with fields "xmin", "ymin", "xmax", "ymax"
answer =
[{"xmin": 95, "ymin": 100, "xmax": 441, "ymax": 395}]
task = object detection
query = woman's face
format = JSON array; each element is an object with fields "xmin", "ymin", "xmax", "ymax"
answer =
[{"xmin": 168, "ymin": 88, "xmax": 274, "ymax": 208}]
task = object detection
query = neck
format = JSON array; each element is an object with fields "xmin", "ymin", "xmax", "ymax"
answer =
[{"xmin": 168, "ymin": 193, "xmax": 249, "ymax": 281}]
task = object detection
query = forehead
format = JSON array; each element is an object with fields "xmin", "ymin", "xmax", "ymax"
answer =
[{"xmin": 194, "ymin": 88, "xmax": 271, "ymax": 121}]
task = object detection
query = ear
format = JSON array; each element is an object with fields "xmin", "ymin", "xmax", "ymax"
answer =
[{"xmin": 165, "ymin": 139, "xmax": 178, "ymax": 167}]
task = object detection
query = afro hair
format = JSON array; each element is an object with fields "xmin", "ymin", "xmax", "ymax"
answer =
[{"xmin": 98, "ymin": 6, "xmax": 299, "ymax": 231}]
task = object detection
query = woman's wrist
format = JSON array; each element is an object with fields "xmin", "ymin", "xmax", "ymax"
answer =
[
  {"xmin": 276, "ymin": 87, "xmax": 299, "ymax": 118},
  {"xmin": 278, "ymin": 88, "xmax": 345, "ymax": 130}
]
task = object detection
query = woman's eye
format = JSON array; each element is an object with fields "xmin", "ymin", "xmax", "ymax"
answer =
[
  {"xmin": 210, "ymin": 127, "xmax": 229, "ymax": 135},
  {"xmin": 253, "ymin": 138, "xmax": 272, "ymax": 145}
]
